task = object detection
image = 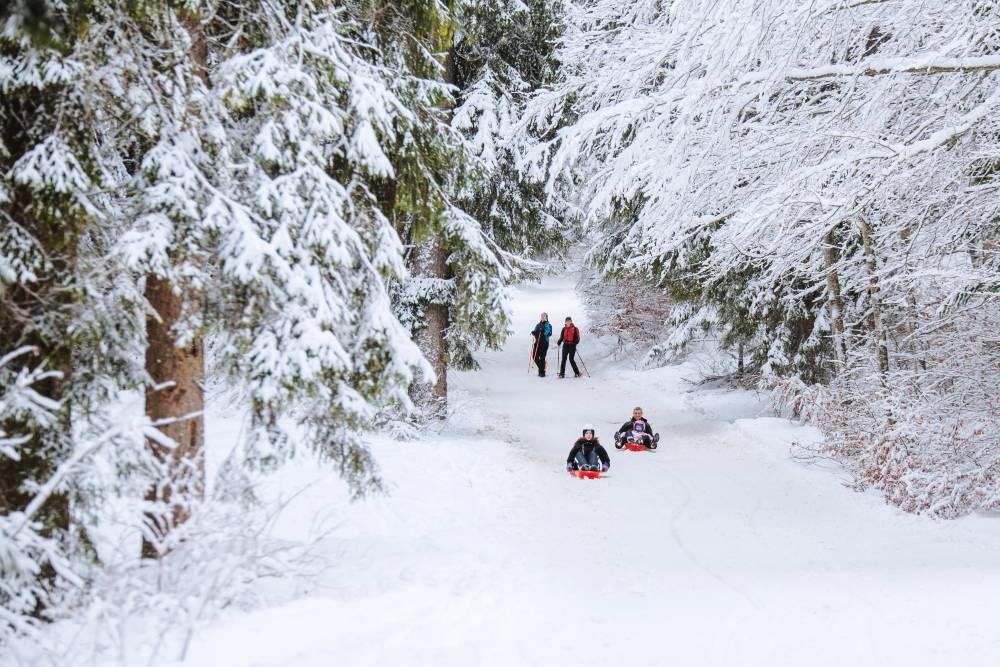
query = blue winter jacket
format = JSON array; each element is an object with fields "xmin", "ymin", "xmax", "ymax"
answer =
[{"xmin": 531, "ymin": 321, "xmax": 552, "ymax": 340}]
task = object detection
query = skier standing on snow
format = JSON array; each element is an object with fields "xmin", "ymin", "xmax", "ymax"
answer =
[
  {"xmin": 566, "ymin": 425, "xmax": 610, "ymax": 471},
  {"xmin": 530, "ymin": 312, "xmax": 552, "ymax": 377},
  {"xmin": 556, "ymin": 316, "xmax": 582, "ymax": 378},
  {"xmin": 615, "ymin": 406, "xmax": 656, "ymax": 448}
]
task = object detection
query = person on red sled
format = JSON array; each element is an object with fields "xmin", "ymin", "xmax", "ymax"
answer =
[
  {"xmin": 615, "ymin": 406, "xmax": 657, "ymax": 448},
  {"xmin": 566, "ymin": 424, "xmax": 611, "ymax": 472}
]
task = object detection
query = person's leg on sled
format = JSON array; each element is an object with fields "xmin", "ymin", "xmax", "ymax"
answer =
[{"xmin": 572, "ymin": 445, "xmax": 599, "ymax": 470}]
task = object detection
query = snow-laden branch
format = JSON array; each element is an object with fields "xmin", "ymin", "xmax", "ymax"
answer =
[{"xmin": 741, "ymin": 55, "xmax": 1000, "ymax": 85}]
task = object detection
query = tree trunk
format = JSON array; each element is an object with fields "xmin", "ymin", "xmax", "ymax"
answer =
[
  {"xmin": 141, "ymin": 12, "xmax": 208, "ymax": 558},
  {"xmin": 409, "ymin": 238, "xmax": 450, "ymax": 416},
  {"xmin": 822, "ymin": 229, "xmax": 848, "ymax": 369},
  {"xmin": 408, "ymin": 47, "xmax": 457, "ymax": 417},
  {"xmin": 142, "ymin": 275, "xmax": 205, "ymax": 558},
  {"xmin": 858, "ymin": 216, "xmax": 890, "ymax": 381}
]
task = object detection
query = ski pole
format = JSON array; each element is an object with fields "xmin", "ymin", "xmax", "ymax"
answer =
[
  {"xmin": 528, "ymin": 336, "xmax": 538, "ymax": 375},
  {"xmin": 576, "ymin": 350, "xmax": 591, "ymax": 378}
]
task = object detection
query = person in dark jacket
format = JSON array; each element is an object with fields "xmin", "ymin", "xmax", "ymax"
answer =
[
  {"xmin": 556, "ymin": 316, "xmax": 582, "ymax": 378},
  {"xmin": 530, "ymin": 312, "xmax": 552, "ymax": 377},
  {"xmin": 566, "ymin": 424, "xmax": 611, "ymax": 471},
  {"xmin": 615, "ymin": 406, "xmax": 656, "ymax": 447}
]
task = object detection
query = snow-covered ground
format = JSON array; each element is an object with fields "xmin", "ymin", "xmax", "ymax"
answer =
[{"xmin": 177, "ymin": 274, "xmax": 1000, "ymax": 667}]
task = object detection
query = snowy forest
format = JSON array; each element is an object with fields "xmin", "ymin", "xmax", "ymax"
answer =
[{"xmin": 3, "ymin": 0, "xmax": 1000, "ymax": 664}]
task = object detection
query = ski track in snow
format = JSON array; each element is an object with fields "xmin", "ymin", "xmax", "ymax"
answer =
[{"xmin": 178, "ymin": 273, "xmax": 1000, "ymax": 667}]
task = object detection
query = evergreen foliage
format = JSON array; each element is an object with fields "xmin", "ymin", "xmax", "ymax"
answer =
[{"xmin": 2, "ymin": 0, "xmax": 570, "ymax": 645}]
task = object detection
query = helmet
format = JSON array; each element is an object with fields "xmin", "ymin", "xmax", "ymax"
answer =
[{"xmin": 582, "ymin": 423, "xmax": 595, "ymax": 436}]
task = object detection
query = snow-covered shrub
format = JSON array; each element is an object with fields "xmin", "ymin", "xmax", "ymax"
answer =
[
  {"xmin": 773, "ymin": 299, "xmax": 1000, "ymax": 517},
  {"xmin": 69, "ymin": 485, "xmax": 322, "ymax": 666},
  {"xmin": 0, "ymin": 347, "xmax": 137, "ymax": 652},
  {"xmin": 2, "ymin": 452, "xmax": 328, "ymax": 666},
  {"xmin": 579, "ymin": 269, "xmax": 673, "ymax": 363}
]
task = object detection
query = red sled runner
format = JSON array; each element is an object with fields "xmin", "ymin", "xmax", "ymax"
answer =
[{"xmin": 568, "ymin": 468, "xmax": 602, "ymax": 479}]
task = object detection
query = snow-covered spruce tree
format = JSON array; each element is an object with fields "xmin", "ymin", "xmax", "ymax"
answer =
[
  {"xmin": 97, "ymin": 0, "xmax": 433, "ymax": 522},
  {"xmin": 353, "ymin": 0, "xmax": 543, "ymax": 415},
  {"xmin": 1, "ymin": 1, "xmax": 85, "ymax": 550},
  {"xmin": 0, "ymin": 348, "xmax": 75, "ymax": 641},
  {"xmin": 452, "ymin": 0, "xmax": 568, "ymax": 256},
  {"xmin": 207, "ymin": 0, "xmax": 430, "ymax": 490},
  {"xmin": 0, "ymin": 0, "xmax": 143, "ymax": 630},
  {"xmin": 527, "ymin": 0, "xmax": 1000, "ymax": 514}
]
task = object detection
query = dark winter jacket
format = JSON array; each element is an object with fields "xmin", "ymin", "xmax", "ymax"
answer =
[
  {"xmin": 617, "ymin": 418, "xmax": 654, "ymax": 437},
  {"xmin": 566, "ymin": 437, "xmax": 610, "ymax": 467},
  {"xmin": 531, "ymin": 320, "xmax": 552, "ymax": 340},
  {"xmin": 557, "ymin": 324, "xmax": 580, "ymax": 346}
]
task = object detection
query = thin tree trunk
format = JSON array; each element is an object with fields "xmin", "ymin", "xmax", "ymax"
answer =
[
  {"xmin": 859, "ymin": 216, "xmax": 890, "ymax": 381},
  {"xmin": 142, "ymin": 12, "xmax": 208, "ymax": 558},
  {"xmin": 898, "ymin": 226, "xmax": 926, "ymax": 372},
  {"xmin": 822, "ymin": 229, "xmax": 848, "ymax": 369}
]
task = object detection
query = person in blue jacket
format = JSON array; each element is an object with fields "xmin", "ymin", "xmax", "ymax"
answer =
[{"xmin": 530, "ymin": 312, "xmax": 552, "ymax": 377}]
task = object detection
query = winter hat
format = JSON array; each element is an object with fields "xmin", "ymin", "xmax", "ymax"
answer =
[{"xmin": 582, "ymin": 424, "xmax": 595, "ymax": 436}]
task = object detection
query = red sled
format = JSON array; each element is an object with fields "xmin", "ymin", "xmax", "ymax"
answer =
[
  {"xmin": 568, "ymin": 469, "xmax": 602, "ymax": 479},
  {"xmin": 616, "ymin": 433, "xmax": 659, "ymax": 451}
]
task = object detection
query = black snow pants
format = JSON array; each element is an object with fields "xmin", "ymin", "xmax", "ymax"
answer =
[
  {"xmin": 534, "ymin": 337, "xmax": 549, "ymax": 376},
  {"xmin": 560, "ymin": 343, "xmax": 580, "ymax": 377}
]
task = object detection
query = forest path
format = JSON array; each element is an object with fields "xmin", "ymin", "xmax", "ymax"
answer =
[{"xmin": 181, "ymin": 273, "xmax": 1000, "ymax": 667}]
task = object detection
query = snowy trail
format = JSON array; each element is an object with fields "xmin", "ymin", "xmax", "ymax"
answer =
[{"xmin": 182, "ymin": 274, "xmax": 1000, "ymax": 667}]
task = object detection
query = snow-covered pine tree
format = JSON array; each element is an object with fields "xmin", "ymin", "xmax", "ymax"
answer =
[
  {"xmin": 354, "ymin": 0, "xmax": 549, "ymax": 415},
  {"xmin": 208, "ymin": 0, "xmax": 431, "ymax": 490},
  {"xmin": 0, "ymin": 0, "xmax": 149, "ymax": 632},
  {"xmin": 99, "ymin": 0, "xmax": 435, "ymax": 514},
  {"xmin": 452, "ymin": 0, "xmax": 568, "ymax": 257},
  {"xmin": 1, "ymin": 0, "xmax": 87, "ymax": 546}
]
